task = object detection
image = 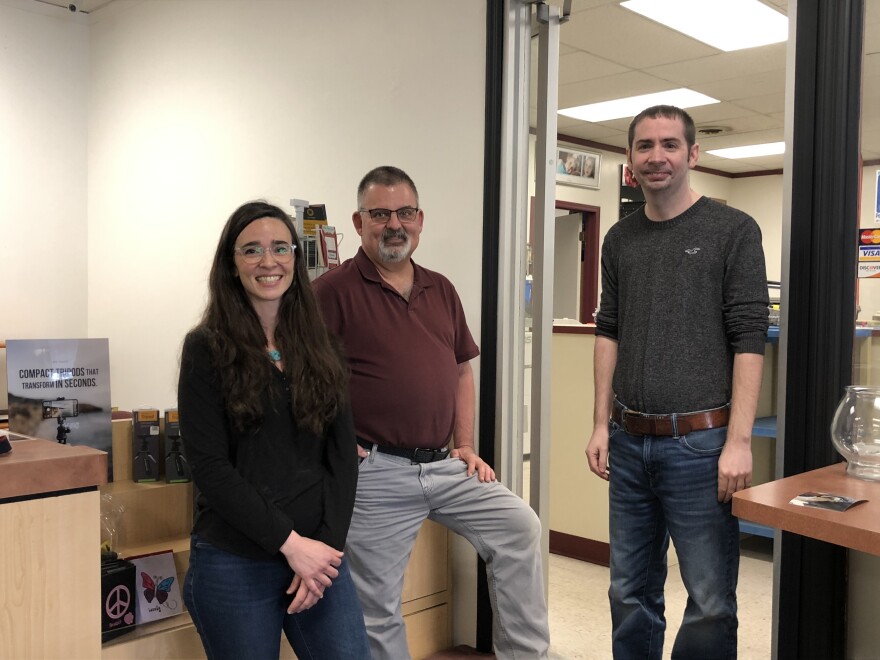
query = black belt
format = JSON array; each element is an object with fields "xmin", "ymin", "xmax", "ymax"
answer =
[
  {"xmin": 357, "ymin": 438, "xmax": 450, "ymax": 464},
  {"xmin": 611, "ymin": 403, "xmax": 730, "ymax": 437}
]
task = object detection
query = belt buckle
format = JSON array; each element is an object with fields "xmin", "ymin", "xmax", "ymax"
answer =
[{"xmin": 413, "ymin": 448, "xmax": 440, "ymax": 463}]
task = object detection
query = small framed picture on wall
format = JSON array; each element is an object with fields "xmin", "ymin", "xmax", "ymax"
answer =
[{"xmin": 556, "ymin": 146, "xmax": 601, "ymax": 189}]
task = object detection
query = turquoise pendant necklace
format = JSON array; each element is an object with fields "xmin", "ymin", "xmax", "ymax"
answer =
[{"xmin": 268, "ymin": 349, "xmax": 281, "ymax": 362}]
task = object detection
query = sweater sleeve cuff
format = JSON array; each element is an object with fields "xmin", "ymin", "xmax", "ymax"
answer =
[
  {"xmin": 732, "ymin": 332, "xmax": 767, "ymax": 356},
  {"xmin": 594, "ymin": 319, "xmax": 618, "ymax": 341}
]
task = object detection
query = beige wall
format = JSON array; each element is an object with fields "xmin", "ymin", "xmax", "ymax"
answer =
[
  {"xmin": 549, "ymin": 333, "xmax": 608, "ymax": 541},
  {"xmin": 726, "ymin": 174, "xmax": 785, "ymax": 281}
]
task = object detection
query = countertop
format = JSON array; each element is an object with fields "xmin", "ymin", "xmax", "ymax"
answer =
[
  {"xmin": 732, "ymin": 462, "xmax": 880, "ymax": 555},
  {"xmin": 0, "ymin": 434, "xmax": 108, "ymax": 499}
]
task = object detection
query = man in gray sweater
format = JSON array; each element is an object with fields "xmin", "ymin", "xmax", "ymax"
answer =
[{"xmin": 586, "ymin": 105, "xmax": 769, "ymax": 660}]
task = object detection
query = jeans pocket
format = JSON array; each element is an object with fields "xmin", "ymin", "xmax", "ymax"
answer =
[
  {"xmin": 608, "ymin": 420, "xmax": 623, "ymax": 440},
  {"xmin": 678, "ymin": 426, "xmax": 727, "ymax": 455}
]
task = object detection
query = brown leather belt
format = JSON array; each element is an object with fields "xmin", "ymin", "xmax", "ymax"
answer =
[{"xmin": 611, "ymin": 404, "xmax": 729, "ymax": 437}]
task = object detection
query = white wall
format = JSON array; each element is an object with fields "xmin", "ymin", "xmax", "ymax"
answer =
[
  {"xmin": 0, "ymin": 0, "xmax": 89, "ymax": 407},
  {"xmin": 86, "ymin": 0, "xmax": 486, "ymax": 413}
]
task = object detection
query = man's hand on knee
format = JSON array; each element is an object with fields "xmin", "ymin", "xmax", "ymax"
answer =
[{"xmin": 451, "ymin": 445, "xmax": 496, "ymax": 482}]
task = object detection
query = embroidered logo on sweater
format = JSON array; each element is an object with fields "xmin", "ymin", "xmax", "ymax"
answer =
[{"xmin": 685, "ymin": 247, "xmax": 701, "ymax": 255}]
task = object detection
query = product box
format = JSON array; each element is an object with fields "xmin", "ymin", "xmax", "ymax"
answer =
[
  {"xmin": 132, "ymin": 408, "xmax": 160, "ymax": 482},
  {"xmin": 101, "ymin": 558, "xmax": 136, "ymax": 642},
  {"xmin": 127, "ymin": 550, "xmax": 183, "ymax": 625}
]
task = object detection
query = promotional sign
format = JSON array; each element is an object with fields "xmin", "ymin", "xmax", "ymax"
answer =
[
  {"xmin": 5, "ymin": 338, "xmax": 113, "ymax": 477},
  {"xmin": 858, "ymin": 229, "xmax": 880, "ymax": 278},
  {"xmin": 302, "ymin": 203, "xmax": 328, "ymax": 236}
]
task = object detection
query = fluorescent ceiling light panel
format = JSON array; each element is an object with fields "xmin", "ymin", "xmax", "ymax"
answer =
[
  {"xmin": 559, "ymin": 88, "xmax": 719, "ymax": 123},
  {"xmin": 621, "ymin": 0, "xmax": 788, "ymax": 52},
  {"xmin": 706, "ymin": 142, "xmax": 785, "ymax": 159}
]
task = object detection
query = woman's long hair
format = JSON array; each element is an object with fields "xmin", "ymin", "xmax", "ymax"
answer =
[{"xmin": 198, "ymin": 200, "xmax": 347, "ymax": 436}]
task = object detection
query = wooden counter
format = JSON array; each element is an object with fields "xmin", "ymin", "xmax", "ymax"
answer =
[
  {"xmin": 0, "ymin": 435, "xmax": 108, "ymax": 499},
  {"xmin": 0, "ymin": 435, "xmax": 107, "ymax": 659},
  {"xmin": 733, "ymin": 462, "xmax": 880, "ymax": 555}
]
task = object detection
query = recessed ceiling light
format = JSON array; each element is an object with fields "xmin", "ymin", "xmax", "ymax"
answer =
[
  {"xmin": 559, "ymin": 88, "xmax": 719, "ymax": 123},
  {"xmin": 621, "ymin": 0, "xmax": 788, "ymax": 52},
  {"xmin": 706, "ymin": 142, "xmax": 785, "ymax": 159}
]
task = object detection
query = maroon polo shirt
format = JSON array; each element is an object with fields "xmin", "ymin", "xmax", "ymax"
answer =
[{"xmin": 313, "ymin": 248, "xmax": 480, "ymax": 450}]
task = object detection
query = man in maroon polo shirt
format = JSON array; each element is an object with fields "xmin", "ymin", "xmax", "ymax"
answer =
[{"xmin": 314, "ymin": 166, "xmax": 549, "ymax": 660}]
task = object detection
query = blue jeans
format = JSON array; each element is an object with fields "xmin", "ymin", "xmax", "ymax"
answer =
[
  {"xmin": 183, "ymin": 535, "xmax": 370, "ymax": 660},
  {"xmin": 608, "ymin": 422, "xmax": 739, "ymax": 660}
]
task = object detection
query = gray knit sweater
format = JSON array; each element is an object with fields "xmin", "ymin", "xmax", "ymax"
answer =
[{"xmin": 595, "ymin": 196, "xmax": 769, "ymax": 414}]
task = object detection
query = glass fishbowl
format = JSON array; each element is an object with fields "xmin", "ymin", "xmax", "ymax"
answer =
[{"xmin": 830, "ymin": 386, "xmax": 880, "ymax": 481}]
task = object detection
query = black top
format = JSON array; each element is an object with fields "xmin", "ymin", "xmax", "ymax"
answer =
[
  {"xmin": 177, "ymin": 329, "xmax": 358, "ymax": 560},
  {"xmin": 595, "ymin": 197, "xmax": 769, "ymax": 413}
]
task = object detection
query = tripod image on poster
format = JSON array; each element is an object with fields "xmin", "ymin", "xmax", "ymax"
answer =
[{"xmin": 42, "ymin": 398, "xmax": 79, "ymax": 444}]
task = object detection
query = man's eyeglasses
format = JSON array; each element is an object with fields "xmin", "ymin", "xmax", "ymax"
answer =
[
  {"xmin": 233, "ymin": 242, "xmax": 296, "ymax": 264},
  {"xmin": 359, "ymin": 207, "xmax": 420, "ymax": 224}
]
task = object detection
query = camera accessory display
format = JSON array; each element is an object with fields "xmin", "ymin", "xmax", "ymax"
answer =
[
  {"xmin": 132, "ymin": 408, "xmax": 160, "ymax": 482},
  {"xmin": 43, "ymin": 397, "xmax": 79, "ymax": 444},
  {"xmin": 164, "ymin": 408, "xmax": 191, "ymax": 484}
]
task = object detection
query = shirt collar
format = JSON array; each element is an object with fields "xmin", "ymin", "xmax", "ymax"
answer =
[{"xmin": 353, "ymin": 247, "xmax": 432, "ymax": 291}]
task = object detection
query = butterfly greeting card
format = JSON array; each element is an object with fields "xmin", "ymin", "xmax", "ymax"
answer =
[{"xmin": 127, "ymin": 550, "xmax": 182, "ymax": 625}]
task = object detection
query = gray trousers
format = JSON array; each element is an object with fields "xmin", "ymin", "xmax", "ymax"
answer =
[{"xmin": 347, "ymin": 446, "xmax": 550, "ymax": 660}]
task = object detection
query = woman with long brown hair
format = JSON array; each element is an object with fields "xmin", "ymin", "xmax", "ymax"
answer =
[{"xmin": 178, "ymin": 200, "xmax": 368, "ymax": 659}]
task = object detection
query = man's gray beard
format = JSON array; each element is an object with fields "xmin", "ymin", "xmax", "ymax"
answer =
[{"xmin": 378, "ymin": 231, "xmax": 412, "ymax": 263}]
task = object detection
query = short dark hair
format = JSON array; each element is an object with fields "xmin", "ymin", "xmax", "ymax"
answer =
[
  {"xmin": 628, "ymin": 105, "xmax": 696, "ymax": 150},
  {"xmin": 357, "ymin": 166, "xmax": 419, "ymax": 207}
]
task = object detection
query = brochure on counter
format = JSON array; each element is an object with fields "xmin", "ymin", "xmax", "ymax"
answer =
[{"xmin": 789, "ymin": 491, "xmax": 867, "ymax": 512}]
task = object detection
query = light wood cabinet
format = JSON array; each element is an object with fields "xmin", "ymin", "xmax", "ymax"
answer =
[{"xmin": 0, "ymin": 437, "xmax": 107, "ymax": 660}]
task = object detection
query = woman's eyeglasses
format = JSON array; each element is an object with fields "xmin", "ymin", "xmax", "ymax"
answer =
[{"xmin": 233, "ymin": 242, "xmax": 296, "ymax": 264}]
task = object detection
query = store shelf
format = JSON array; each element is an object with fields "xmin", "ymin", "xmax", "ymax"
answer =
[
  {"xmin": 101, "ymin": 611, "xmax": 201, "ymax": 660},
  {"xmin": 752, "ymin": 416, "xmax": 777, "ymax": 438},
  {"xmin": 739, "ymin": 519, "xmax": 775, "ymax": 538}
]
